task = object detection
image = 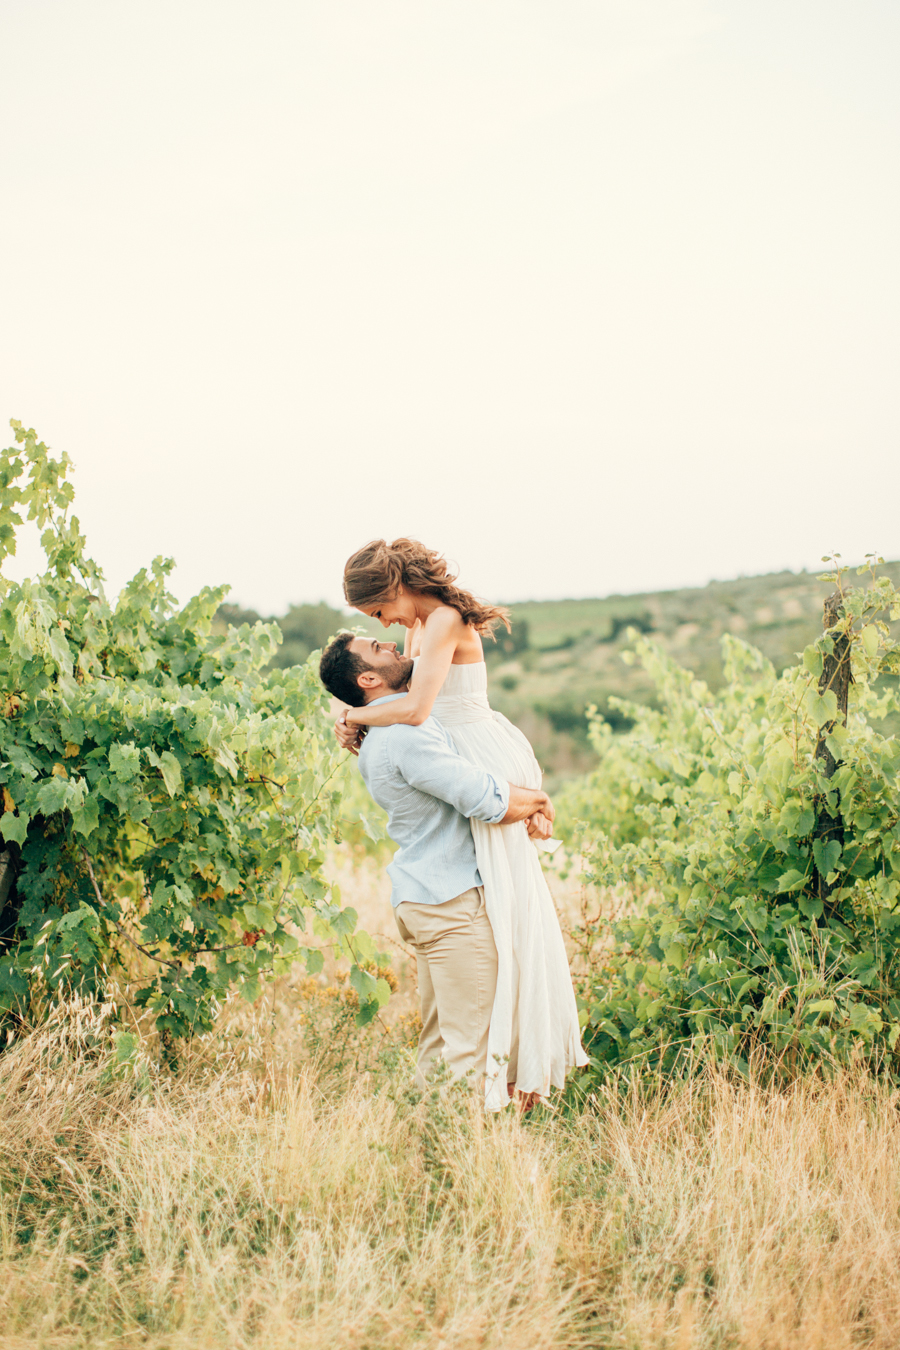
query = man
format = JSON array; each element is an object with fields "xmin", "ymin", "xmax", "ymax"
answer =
[{"xmin": 318, "ymin": 632, "xmax": 554, "ymax": 1096}]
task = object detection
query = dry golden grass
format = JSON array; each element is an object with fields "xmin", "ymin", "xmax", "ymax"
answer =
[
  {"xmin": 3, "ymin": 987, "xmax": 900, "ymax": 1349},
  {"xmin": 0, "ymin": 857, "xmax": 896, "ymax": 1348}
]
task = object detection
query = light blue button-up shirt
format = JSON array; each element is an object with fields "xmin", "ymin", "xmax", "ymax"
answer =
[{"xmin": 357, "ymin": 694, "xmax": 510, "ymax": 908}]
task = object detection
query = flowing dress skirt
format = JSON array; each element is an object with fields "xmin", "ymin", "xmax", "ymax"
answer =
[{"xmin": 431, "ymin": 662, "xmax": 588, "ymax": 1109}]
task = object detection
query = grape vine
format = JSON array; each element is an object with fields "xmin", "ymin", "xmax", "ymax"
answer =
[
  {"xmin": 561, "ymin": 560, "xmax": 900, "ymax": 1081},
  {"xmin": 0, "ymin": 422, "xmax": 389, "ymax": 1042}
]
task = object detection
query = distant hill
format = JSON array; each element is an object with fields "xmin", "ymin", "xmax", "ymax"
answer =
[
  {"xmin": 486, "ymin": 564, "xmax": 900, "ymax": 777},
  {"xmin": 218, "ymin": 561, "xmax": 900, "ymax": 780}
]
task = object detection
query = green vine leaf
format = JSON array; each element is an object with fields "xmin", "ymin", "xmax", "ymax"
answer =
[
  {"xmin": 813, "ymin": 837, "xmax": 842, "ymax": 878},
  {"xmin": 806, "ymin": 688, "xmax": 839, "ymax": 727}
]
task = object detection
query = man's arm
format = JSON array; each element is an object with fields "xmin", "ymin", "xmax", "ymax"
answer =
[
  {"xmin": 389, "ymin": 723, "xmax": 510, "ymax": 822},
  {"xmin": 502, "ymin": 784, "xmax": 554, "ymax": 827},
  {"xmin": 388, "ymin": 724, "xmax": 553, "ymax": 827}
]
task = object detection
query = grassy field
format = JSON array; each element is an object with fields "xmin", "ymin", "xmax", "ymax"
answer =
[
  {"xmin": 138, "ymin": 566, "xmax": 900, "ymax": 1349},
  {"xmin": 4, "ymin": 855, "xmax": 900, "ymax": 1350},
  {"xmin": 6, "ymin": 989, "xmax": 900, "ymax": 1348}
]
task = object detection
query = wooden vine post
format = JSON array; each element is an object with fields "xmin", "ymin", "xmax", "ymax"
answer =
[{"xmin": 813, "ymin": 590, "xmax": 852, "ymax": 907}]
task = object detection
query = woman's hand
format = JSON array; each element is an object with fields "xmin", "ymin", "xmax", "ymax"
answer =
[{"xmin": 334, "ymin": 713, "xmax": 364, "ymax": 756}]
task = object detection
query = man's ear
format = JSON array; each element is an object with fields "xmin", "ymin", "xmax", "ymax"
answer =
[{"xmin": 357, "ymin": 670, "xmax": 381, "ymax": 691}]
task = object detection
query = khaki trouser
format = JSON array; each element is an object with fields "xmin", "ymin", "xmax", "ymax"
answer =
[{"xmin": 395, "ymin": 886, "xmax": 498, "ymax": 1090}]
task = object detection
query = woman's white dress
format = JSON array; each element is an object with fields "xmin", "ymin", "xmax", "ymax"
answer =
[{"xmin": 430, "ymin": 660, "xmax": 588, "ymax": 1110}]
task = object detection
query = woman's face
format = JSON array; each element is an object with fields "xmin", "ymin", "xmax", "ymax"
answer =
[{"xmin": 358, "ymin": 586, "xmax": 419, "ymax": 629}]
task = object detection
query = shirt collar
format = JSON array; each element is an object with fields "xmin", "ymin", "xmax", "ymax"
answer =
[{"xmin": 366, "ymin": 692, "xmax": 407, "ymax": 707}]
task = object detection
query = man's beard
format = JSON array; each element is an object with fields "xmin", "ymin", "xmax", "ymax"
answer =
[{"xmin": 380, "ymin": 654, "xmax": 415, "ymax": 691}]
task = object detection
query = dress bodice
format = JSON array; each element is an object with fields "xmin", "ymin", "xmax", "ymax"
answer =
[{"xmin": 429, "ymin": 661, "xmax": 495, "ymax": 726}]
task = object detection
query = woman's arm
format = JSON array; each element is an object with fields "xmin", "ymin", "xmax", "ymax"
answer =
[{"xmin": 346, "ymin": 608, "xmax": 463, "ymax": 728}]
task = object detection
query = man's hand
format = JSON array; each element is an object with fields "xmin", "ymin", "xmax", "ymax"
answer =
[
  {"xmin": 526, "ymin": 811, "xmax": 553, "ymax": 841},
  {"xmin": 334, "ymin": 714, "xmax": 364, "ymax": 756},
  {"xmin": 502, "ymin": 784, "xmax": 555, "ymax": 825}
]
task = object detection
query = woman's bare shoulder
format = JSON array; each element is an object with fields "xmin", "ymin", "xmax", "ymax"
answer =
[
  {"xmin": 422, "ymin": 604, "xmax": 467, "ymax": 634},
  {"xmin": 422, "ymin": 605, "xmax": 484, "ymax": 662}
]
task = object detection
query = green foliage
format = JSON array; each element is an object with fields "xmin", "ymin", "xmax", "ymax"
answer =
[
  {"xmin": 488, "ymin": 565, "xmax": 900, "ymax": 777},
  {"xmin": 563, "ymin": 560, "xmax": 900, "ymax": 1081},
  {"xmin": 293, "ymin": 963, "xmax": 413, "ymax": 1084},
  {"xmin": 491, "ymin": 615, "xmax": 530, "ymax": 659},
  {"xmin": 333, "ymin": 760, "xmax": 393, "ymax": 862},
  {"xmin": 218, "ymin": 600, "xmax": 346, "ymax": 670},
  {"xmin": 0, "ymin": 423, "xmax": 387, "ymax": 1038}
]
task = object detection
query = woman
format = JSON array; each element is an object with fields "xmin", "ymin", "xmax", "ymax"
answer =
[{"xmin": 334, "ymin": 537, "xmax": 587, "ymax": 1110}]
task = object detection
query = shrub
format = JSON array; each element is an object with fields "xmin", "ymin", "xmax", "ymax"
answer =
[
  {"xmin": 0, "ymin": 423, "xmax": 389, "ymax": 1042},
  {"xmin": 564, "ymin": 562, "xmax": 900, "ymax": 1081}
]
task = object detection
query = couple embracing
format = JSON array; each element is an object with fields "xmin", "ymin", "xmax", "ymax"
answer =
[{"xmin": 319, "ymin": 538, "xmax": 587, "ymax": 1110}]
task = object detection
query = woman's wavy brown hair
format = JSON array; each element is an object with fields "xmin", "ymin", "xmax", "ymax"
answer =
[{"xmin": 343, "ymin": 538, "xmax": 511, "ymax": 637}]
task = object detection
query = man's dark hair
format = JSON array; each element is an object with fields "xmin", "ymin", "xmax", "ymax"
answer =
[{"xmin": 318, "ymin": 632, "xmax": 372, "ymax": 707}]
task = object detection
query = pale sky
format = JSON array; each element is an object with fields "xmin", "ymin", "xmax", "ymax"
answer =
[{"xmin": 2, "ymin": 1, "xmax": 898, "ymax": 613}]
